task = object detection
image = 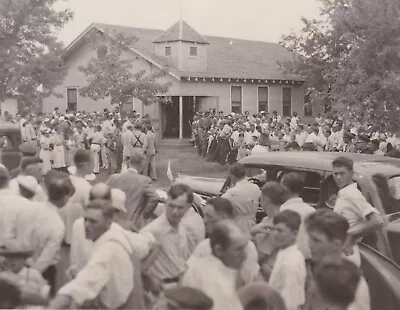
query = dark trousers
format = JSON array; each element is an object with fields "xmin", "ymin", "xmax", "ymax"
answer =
[{"xmin": 42, "ymin": 265, "xmax": 57, "ymax": 297}]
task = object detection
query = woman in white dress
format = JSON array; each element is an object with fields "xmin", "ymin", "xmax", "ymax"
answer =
[
  {"xmin": 51, "ymin": 126, "xmax": 66, "ymax": 170},
  {"xmin": 39, "ymin": 128, "xmax": 52, "ymax": 174}
]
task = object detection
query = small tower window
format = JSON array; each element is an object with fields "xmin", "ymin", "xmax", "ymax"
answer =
[
  {"xmin": 190, "ymin": 46, "xmax": 198, "ymax": 57},
  {"xmin": 165, "ymin": 46, "xmax": 171, "ymax": 56}
]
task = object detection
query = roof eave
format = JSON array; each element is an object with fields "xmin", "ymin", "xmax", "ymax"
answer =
[{"xmin": 62, "ymin": 24, "xmax": 181, "ymax": 81}]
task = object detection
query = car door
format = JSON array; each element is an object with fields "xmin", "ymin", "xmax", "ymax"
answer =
[{"xmin": 0, "ymin": 130, "xmax": 21, "ymax": 170}]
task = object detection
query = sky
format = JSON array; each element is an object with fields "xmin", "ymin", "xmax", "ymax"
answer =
[{"xmin": 55, "ymin": 0, "xmax": 322, "ymax": 46}]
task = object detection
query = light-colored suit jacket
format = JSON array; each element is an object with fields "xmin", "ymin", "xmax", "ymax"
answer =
[
  {"xmin": 143, "ymin": 131, "xmax": 157, "ymax": 156},
  {"xmin": 121, "ymin": 131, "xmax": 135, "ymax": 157},
  {"xmin": 107, "ymin": 170, "xmax": 159, "ymax": 230}
]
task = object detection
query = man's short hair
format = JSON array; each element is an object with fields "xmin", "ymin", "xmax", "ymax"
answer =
[
  {"xmin": 206, "ymin": 197, "xmax": 234, "ymax": 219},
  {"xmin": 20, "ymin": 157, "xmax": 42, "ymax": 172},
  {"xmin": 229, "ymin": 163, "xmax": 246, "ymax": 179},
  {"xmin": 209, "ymin": 219, "xmax": 238, "ymax": 251},
  {"xmin": 261, "ymin": 182, "xmax": 287, "ymax": 206},
  {"xmin": 332, "ymin": 156, "xmax": 354, "ymax": 171},
  {"xmin": 0, "ymin": 165, "xmax": 9, "ymax": 189},
  {"xmin": 302, "ymin": 142, "xmax": 317, "ymax": 151},
  {"xmin": 273, "ymin": 210, "xmax": 301, "ymax": 232},
  {"xmin": 90, "ymin": 183, "xmax": 112, "ymax": 201},
  {"xmin": 305, "ymin": 209, "xmax": 349, "ymax": 243},
  {"xmin": 129, "ymin": 151, "xmax": 145, "ymax": 166},
  {"xmin": 314, "ymin": 257, "xmax": 360, "ymax": 308},
  {"xmin": 168, "ymin": 183, "xmax": 193, "ymax": 204},
  {"xmin": 281, "ymin": 172, "xmax": 305, "ymax": 195},
  {"xmin": 0, "ymin": 277, "xmax": 21, "ymax": 308},
  {"xmin": 86, "ymin": 199, "xmax": 115, "ymax": 219},
  {"xmin": 44, "ymin": 171, "xmax": 74, "ymax": 201},
  {"xmin": 73, "ymin": 149, "xmax": 92, "ymax": 167}
]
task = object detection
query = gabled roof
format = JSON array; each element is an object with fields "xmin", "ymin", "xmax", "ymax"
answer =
[
  {"xmin": 153, "ymin": 20, "xmax": 209, "ymax": 44},
  {"xmin": 63, "ymin": 22, "xmax": 304, "ymax": 81}
]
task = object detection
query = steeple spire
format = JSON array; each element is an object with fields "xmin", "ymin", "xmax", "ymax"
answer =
[{"xmin": 179, "ymin": 4, "xmax": 183, "ymax": 40}]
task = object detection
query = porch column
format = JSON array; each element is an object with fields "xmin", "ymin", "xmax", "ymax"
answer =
[{"xmin": 179, "ymin": 96, "xmax": 183, "ymax": 139}]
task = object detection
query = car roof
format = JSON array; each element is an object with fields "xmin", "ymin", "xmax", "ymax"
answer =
[
  {"xmin": 0, "ymin": 121, "xmax": 19, "ymax": 131},
  {"xmin": 240, "ymin": 152, "xmax": 400, "ymax": 178}
]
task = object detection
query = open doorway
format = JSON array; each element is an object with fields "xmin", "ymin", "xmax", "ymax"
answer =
[{"xmin": 161, "ymin": 96, "xmax": 194, "ymax": 138}]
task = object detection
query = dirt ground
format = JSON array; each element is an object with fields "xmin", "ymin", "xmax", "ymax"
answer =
[{"xmin": 97, "ymin": 145, "xmax": 229, "ymax": 189}]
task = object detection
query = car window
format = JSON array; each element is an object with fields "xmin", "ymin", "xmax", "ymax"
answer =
[
  {"xmin": 0, "ymin": 135, "xmax": 13, "ymax": 149},
  {"xmin": 279, "ymin": 169, "xmax": 323, "ymax": 206},
  {"xmin": 388, "ymin": 176, "xmax": 400, "ymax": 200}
]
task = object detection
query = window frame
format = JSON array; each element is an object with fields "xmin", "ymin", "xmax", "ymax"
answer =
[
  {"xmin": 257, "ymin": 86, "xmax": 269, "ymax": 113},
  {"xmin": 165, "ymin": 46, "xmax": 172, "ymax": 57},
  {"xmin": 230, "ymin": 85, "xmax": 243, "ymax": 114},
  {"xmin": 189, "ymin": 46, "xmax": 198, "ymax": 58},
  {"xmin": 66, "ymin": 87, "xmax": 78, "ymax": 112},
  {"xmin": 282, "ymin": 86, "xmax": 292, "ymax": 117}
]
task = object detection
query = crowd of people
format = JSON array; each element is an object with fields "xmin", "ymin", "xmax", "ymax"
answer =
[
  {"xmin": 0, "ymin": 150, "xmax": 382, "ymax": 309},
  {"xmin": 0, "ymin": 107, "xmax": 392, "ymax": 309},
  {"xmin": 191, "ymin": 109, "xmax": 400, "ymax": 165},
  {"xmin": 3, "ymin": 107, "xmax": 157, "ymax": 179}
]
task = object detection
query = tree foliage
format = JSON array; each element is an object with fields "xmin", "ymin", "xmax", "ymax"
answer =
[
  {"xmin": 0, "ymin": 0, "xmax": 73, "ymax": 111},
  {"xmin": 79, "ymin": 30, "xmax": 171, "ymax": 107},
  {"xmin": 280, "ymin": 0, "xmax": 400, "ymax": 132}
]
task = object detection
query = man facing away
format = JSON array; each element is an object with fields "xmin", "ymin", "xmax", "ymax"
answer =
[
  {"xmin": 107, "ymin": 152, "xmax": 159, "ymax": 230},
  {"xmin": 143, "ymin": 123, "xmax": 157, "ymax": 181},
  {"xmin": 304, "ymin": 209, "xmax": 370, "ymax": 310},
  {"xmin": 222, "ymin": 163, "xmax": 261, "ymax": 237}
]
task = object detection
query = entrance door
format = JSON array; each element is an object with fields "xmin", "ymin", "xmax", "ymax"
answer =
[
  {"xmin": 183, "ymin": 96, "xmax": 194, "ymax": 138},
  {"xmin": 162, "ymin": 96, "xmax": 195, "ymax": 139},
  {"xmin": 163, "ymin": 97, "xmax": 179, "ymax": 138}
]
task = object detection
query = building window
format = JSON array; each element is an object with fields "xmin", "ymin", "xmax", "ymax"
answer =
[
  {"xmin": 304, "ymin": 93, "xmax": 312, "ymax": 116},
  {"xmin": 165, "ymin": 46, "xmax": 171, "ymax": 56},
  {"xmin": 231, "ymin": 86, "xmax": 242, "ymax": 114},
  {"xmin": 282, "ymin": 87, "xmax": 292, "ymax": 117},
  {"xmin": 258, "ymin": 86, "xmax": 268, "ymax": 112},
  {"xmin": 189, "ymin": 46, "xmax": 198, "ymax": 57},
  {"xmin": 67, "ymin": 87, "xmax": 78, "ymax": 112}
]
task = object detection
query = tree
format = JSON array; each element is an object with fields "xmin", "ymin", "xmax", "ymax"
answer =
[
  {"xmin": 79, "ymin": 30, "xmax": 171, "ymax": 109},
  {"xmin": 280, "ymin": 0, "xmax": 400, "ymax": 132},
  {"xmin": 0, "ymin": 0, "xmax": 73, "ymax": 112}
]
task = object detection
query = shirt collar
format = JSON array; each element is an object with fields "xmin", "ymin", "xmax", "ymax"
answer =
[
  {"xmin": 338, "ymin": 182, "xmax": 357, "ymax": 195},
  {"xmin": 127, "ymin": 168, "xmax": 138, "ymax": 174},
  {"xmin": 282, "ymin": 197, "xmax": 303, "ymax": 205}
]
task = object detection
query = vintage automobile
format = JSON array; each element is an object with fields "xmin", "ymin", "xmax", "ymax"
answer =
[
  {"xmin": 0, "ymin": 121, "xmax": 21, "ymax": 171},
  {"xmin": 174, "ymin": 152, "xmax": 400, "ymax": 310}
]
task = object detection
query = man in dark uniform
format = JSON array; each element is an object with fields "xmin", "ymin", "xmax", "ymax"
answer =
[
  {"xmin": 357, "ymin": 134, "xmax": 373, "ymax": 154},
  {"xmin": 343, "ymin": 132, "xmax": 357, "ymax": 153},
  {"xmin": 9, "ymin": 142, "xmax": 39, "ymax": 179}
]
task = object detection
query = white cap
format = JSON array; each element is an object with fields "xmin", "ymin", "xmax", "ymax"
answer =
[
  {"xmin": 111, "ymin": 189, "xmax": 127, "ymax": 212},
  {"xmin": 17, "ymin": 175, "xmax": 38, "ymax": 194}
]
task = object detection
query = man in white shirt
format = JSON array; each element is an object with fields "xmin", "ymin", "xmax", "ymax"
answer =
[
  {"xmin": 222, "ymin": 164, "xmax": 261, "ymax": 236},
  {"xmin": 305, "ymin": 209, "xmax": 370, "ymax": 310},
  {"xmin": 50, "ymin": 199, "xmax": 157, "ymax": 309},
  {"xmin": 269, "ymin": 210, "xmax": 306, "ymax": 310},
  {"xmin": 280, "ymin": 172, "xmax": 315, "ymax": 259},
  {"xmin": 141, "ymin": 183, "xmax": 203, "ymax": 292},
  {"xmin": 332, "ymin": 156, "xmax": 383, "ymax": 267},
  {"xmin": 8, "ymin": 157, "xmax": 47, "ymax": 202},
  {"xmin": 187, "ymin": 197, "xmax": 260, "ymax": 287},
  {"xmin": 182, "ymin": 220, "xmax": 247, "ymax": 310},
  {"xmin": 68, "ymin": 149, "xmax": 93, "ymax": 208}
]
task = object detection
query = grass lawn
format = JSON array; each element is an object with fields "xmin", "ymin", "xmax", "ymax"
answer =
[{"xmin": 97, "ymin": 145, "xmax": 229, "ymax": 189}]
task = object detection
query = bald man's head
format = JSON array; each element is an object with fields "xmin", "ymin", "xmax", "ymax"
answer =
[{"xmin": 89, "ymin": 183, "xmax": 112, "ymax": 201}]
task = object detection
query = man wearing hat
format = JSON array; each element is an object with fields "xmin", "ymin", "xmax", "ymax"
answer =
[
  {"xmin": 8, "ymin": 142, "xmax": 39, "ymax": 179},
  {"xmin": 153, "ymin": 286, "xmax": 213, "ymax": 310},
  {"xmin": 343, "ymin": 132, "xmax": 357, "ymax": 153},
  {"xmin": 0, "ymin": 240, "xmax": 50, "ymax": 304},
  {"xmin": 356, "ymin": 134, "xmax": 373, "ymax": 154}
]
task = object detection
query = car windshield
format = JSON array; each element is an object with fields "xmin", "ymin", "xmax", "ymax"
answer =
[{"xmin": 388, "ymin": 176, "xmax": 400, "ymax": 200}]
